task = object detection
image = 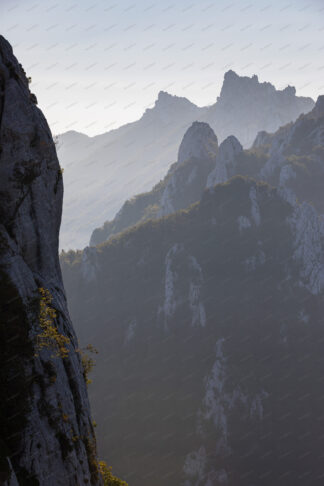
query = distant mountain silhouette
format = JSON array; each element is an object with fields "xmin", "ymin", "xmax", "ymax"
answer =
[{"xmin": 57, "ymin": 71, "xmax": 314, "ymax": 249}]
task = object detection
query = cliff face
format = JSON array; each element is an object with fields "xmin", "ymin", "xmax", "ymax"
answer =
[{"xmin": 0, "ymin": 36, "xmax": 101, "ymax": 485}]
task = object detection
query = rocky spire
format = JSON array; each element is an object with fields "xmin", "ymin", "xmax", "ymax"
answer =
[
  {"xmin": 0, "ymin": 36, "xmax": 102, "ymax": 485},
  {"xmin": 206, "ymin": 135, "xmax": 243, "ymax": 188},
  {"xmin": 177, "ymin": 121, "xmax": 218, "ymax": 164}
]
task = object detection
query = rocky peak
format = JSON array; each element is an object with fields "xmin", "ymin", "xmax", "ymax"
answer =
[
  {"xmin": 142, "ymin": 91, "xmax": 201, "ymax": 124},
  {"xmin": 0, "ymin": 36, "xmax": 102, "ymax": 485},
  {"xmin": 203, "ymin": 70, "xmax": 314, "ymax": 148},
  {"xmin": 218, "ymin": 70, "xmax": 271, "ymax": 102},
  {"xmin": 177, "ymin": 121, "xmax": 218, "ymax": 164},
  {"xmin": 282, "ymin": 85, "xmax": 296, "ymax": 96},
  {"xmin": 206, "ymin": 135, "xmax": 243, "ymax": 188},
  {"xmin": 218, "ymin": 135, "xmax": 243, "ymax": 161},
  {"xmin": 155, "ymin": 90, "xmax": 197, "ymax": 110},
  {"xmin": 218, "ymin": 70, "xmax": 312, "ymax": 109}
]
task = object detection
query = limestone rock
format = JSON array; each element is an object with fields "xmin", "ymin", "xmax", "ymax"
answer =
[{"xmin": 0, "ymin": 35, "xmax": 102, "ymax": 485}]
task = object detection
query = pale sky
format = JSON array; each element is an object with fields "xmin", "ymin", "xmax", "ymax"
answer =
[{"xmin": 1, "ymin": 0, "xmax": 324, "ymax": 136}]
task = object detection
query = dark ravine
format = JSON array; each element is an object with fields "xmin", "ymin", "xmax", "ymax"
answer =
[{"xmin": 0, "ymin": 36, "xmax": 102, "ymax": 485}]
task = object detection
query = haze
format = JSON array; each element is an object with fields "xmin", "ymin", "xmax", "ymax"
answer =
[{"xmin": 1, "ymin": 0, "xmax": 324, "ymax": 135}]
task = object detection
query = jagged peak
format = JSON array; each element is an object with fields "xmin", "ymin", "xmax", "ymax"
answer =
[
  {"xmin": 177, "ymin": 121, "xmax": 218, "ymax": 164},
  {"xmin": 219, "ymin": 70, "xmax": 303, "ymax": 102},
  {"xmin": 157, "ymin": 90, "xmax": 173, "ymax": 101},
  {"xmin": 218, "ymin": 135, "xmax": 243, "ymax": 159},
  {"xmin": 224, "ymin": 69, "xmax": 258, "ymax": 83},
  {"xmin": 154, "ymin": 90, "xmax": 198, "ymax": 110}
]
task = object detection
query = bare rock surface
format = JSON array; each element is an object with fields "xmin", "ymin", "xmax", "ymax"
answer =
[{"xmin": 0, "ymin": 36, "xmax": 102, "ymax": 485}]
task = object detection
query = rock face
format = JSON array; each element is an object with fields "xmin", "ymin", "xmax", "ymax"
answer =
[
  {"xmin": 57, "ymin": 71, "xmax": 314, "ymax": 250},
  {"xmin": 177, "ymin": 121, "xmax": 218, "ymax": 164},
  {"xmin": 206, "ymin": 135, "xmax": 243, "ymax": 188},
  {"xmin": 0, "ymin": 36, "xmax": 101, "ymax": 485},
  {"xmin": 62, "ymin": 176, "xmax": 324, "ymax": 486}
]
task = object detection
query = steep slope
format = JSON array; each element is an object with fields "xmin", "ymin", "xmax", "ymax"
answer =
[
  {"xmin": 62, "ymin": 176, "xmax": 324, "ymax": 486},
  {"xmin": 57, "ymin": 72, "xmax": 314, "ymax": 249},
  {"xmin": 0, "ymin": 36, "xmax": 102, "ymax": 485},
  {"xmin": 90, "ymin": 96, "xmax": 324, "ymax": 246}
]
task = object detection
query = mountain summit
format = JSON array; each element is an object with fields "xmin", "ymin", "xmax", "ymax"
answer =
[
  {"xmin": 177, "ymin": 121, "xmax": 218, "ymax": 164},
  {"xmin": 202, "ymin": 70, "xmax": 314, "ymax": 147},
  {"xmin": 143, "ymin": 90, "xmax": 203, "ymax": 124}
]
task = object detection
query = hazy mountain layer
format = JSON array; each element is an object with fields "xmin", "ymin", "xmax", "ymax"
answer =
[
  {"xmin": 91, "ymin": 96, "xmax": 324, "ymax": 246},
  {"xmin": 58, "ymin": 72, "xmax": 313, "ymax": 249}
]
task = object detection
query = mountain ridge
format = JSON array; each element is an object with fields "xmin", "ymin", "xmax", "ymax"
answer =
[
  {"xmin": 90, "ymin": 93, "xmax": 324, "ymax": 247},
  {"xmin": 57, "ymin": 70, "xmax": 314, "ymax": 249}
]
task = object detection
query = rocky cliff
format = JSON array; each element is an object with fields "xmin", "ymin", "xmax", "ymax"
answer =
[{"xmin": 0, "ymin": 36, "xmax": 102, "ymax": 485}]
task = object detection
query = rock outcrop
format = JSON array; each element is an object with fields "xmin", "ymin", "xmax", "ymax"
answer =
[
  {"xmin": 177, "ymin": 121, "xmax": 218, "ymax": 164},
  {"xmin": 0, "ymin": 36, "xmax": 102, "ymax": 485},
  {"xmin": 206, "ymin": 135, "xmax": 243, "ymax": 188}
]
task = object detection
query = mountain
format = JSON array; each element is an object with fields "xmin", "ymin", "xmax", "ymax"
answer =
[
  {"xmin": 90, "ymin": 96, "xmax": 324, "ymax": 246},
  {"xmin": 202, "ymin": 70, "xmax": 314, "ymax": 147},
  {"xmin": 62, "ymin": 176, "xmax": 324, "ymax": 486},
  {"xmin": 57, "ymin": 91, "xmax": 205, "ymax": 250},
  {"xmin": 0, "ymin": 36, "xmax": 102, "ymax": 485},
  {"xmin": 57, "ymin": 72, "xmax": 314, "ymax": 250},
  {"xmin": 90, "ymin": 122, "xmax": 219, "ymax": 245}
]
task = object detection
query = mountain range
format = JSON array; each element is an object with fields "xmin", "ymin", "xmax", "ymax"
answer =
[
  {"xmin": 57, "ymin": 71, "xmax": 314, "ymax": 250},
  {"xmin": 61, "ymin": 94, "xmax": 324, "ymax": 486},
  {"xmin": 90, "ymin": 96, "xmax": 324, "ymax": 246}
]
